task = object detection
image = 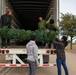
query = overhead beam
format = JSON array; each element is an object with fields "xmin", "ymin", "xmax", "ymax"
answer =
[
  {"xmin": 17, "ymin": 12, "xmax": 46, "ymax": 14},
  {"xmin": 12, "ymin": 4, "xmax": 48, "ymax": 7},
  {"xmin": 14, "ymin": 8, "xmax": 47, "ymax": 10},
  {"xmin": 15, "ymin": 10, "xmax": 46, "ymax": 12},
  {"xmin": 17, "ymin": 14, "xmax": 45, "ymax": 16},
  {"xmin": 10, "ymin": 1, "xmax": 49, "ymax": 4}
]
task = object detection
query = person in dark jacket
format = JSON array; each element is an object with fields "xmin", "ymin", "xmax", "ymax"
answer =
[
  {"xmin": 53, "ymin": 35, "xmax": 69, "ymax": 75},
  {"xmin": 0, "ymin": 8, "xmax": 12, "ymax": 48}
]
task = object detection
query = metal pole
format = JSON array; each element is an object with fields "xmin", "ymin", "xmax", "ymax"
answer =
[{"xmin": 57, "ymin": 0, "xmax": 60, "ymax": 27}]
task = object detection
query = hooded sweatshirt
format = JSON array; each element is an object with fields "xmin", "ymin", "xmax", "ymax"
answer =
[{"xmin": 26, "ymin": 40, "xmax": 38, "ymax": 64}]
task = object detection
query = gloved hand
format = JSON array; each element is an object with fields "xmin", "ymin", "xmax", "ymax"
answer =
[{"xmin": 55, "ymin": 35, "xmax": 60, "ymax": 42}]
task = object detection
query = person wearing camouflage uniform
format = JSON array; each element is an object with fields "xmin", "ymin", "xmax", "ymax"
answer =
[
  {"xmin": 38, "ymin": 17, "xmax": 47, "ymax": 30},
  {"xmin": 48, "ymin": 19, "xmax": 59, "ymax": 32}
]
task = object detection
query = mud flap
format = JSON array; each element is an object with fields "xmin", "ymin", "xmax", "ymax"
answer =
[{"xmin": 43, "ymin": 55, "xmax": 49, "ymax": 63}]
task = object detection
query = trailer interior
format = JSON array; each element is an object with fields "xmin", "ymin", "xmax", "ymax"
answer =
[
  {"xmin": 8, "ymin": 0, "xmax": 55, "ymax": 30},
  {"xmin": 5, "ymin": 0, "xmax": 57, "ymax": 61}
]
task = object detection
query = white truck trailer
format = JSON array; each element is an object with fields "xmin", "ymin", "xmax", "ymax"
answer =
[
  {"xmin": 0, "ymin": 0, "xmax": 59, "ymax": 67},
  {"xmin": 0, "ymin": 48, "xmax": 56, "ymax": 67}
]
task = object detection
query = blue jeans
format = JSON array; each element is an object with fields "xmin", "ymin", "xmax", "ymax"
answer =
[{"xmin": 56, "ymin": 58, "xmax": 69, "ymax": 75}]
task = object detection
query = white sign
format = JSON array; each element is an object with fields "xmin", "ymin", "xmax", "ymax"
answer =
[{"xmin": 5, "ymin": 54, "xmax": 13, "ymax": 60}]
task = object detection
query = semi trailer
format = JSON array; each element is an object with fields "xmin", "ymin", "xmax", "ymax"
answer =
[{"xmin": 0, "ymin": 0, "xmax": 59, "ymax": 67}]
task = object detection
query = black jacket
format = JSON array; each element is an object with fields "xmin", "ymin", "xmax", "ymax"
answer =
[
  {"xmin": 0, "ymin": 14, "xmax": 12, "ymax": 28},
  {"xmin": 53, "ymin": 39, "xmax": 68, "ymax": 59}
]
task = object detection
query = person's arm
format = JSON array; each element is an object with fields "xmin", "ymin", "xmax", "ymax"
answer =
[
  {"xmin": 38, "ymin": 22, "xmax": 40, "ymax": 30},
  {"xmin": 64, "ymin": 41, "xmax": 68, "ymax": 47},
  {"xmin": 53, "ymin": 39, "xmax": 59, "ymax": 46},
  {"xmin": 0, "ymin": 15, "xmax": 4, "ymax": 28},
  {"xmin": 33, "ymin": 45, "xmax": 39, "ymax": 64},
  {"xmin": 53, "ymin": 35, "xmax": 60, "ymax": 46},
  {"xmin": 7, "ymin": 16, "xmax": 12, "ymax": 28},
  {"xmin": 44, "ymin": 20, "xmax": 47, "ymax": 28},
  {"xmin": 54, "ymin": 25, "xmax": 59, "ymax": 31}
]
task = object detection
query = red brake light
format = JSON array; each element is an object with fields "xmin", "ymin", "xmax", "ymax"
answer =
[
  {"xmin": 46, "ymin": 50, "xmax": 50, "ymax": 54},
  {"xmin": 54, "ymin": 50, "xmax": 57, "ymax": 53},
  {"xmin": 6, "ymin": 50, "xmax": 9, "ymax": 53},
  {"xmin": 0, "ymin": 50, "xmax": 2, "ymax": 53}
]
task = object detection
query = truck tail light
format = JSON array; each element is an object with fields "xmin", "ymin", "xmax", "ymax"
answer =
[
  {"xmin": 54, "ymin": 50, "xmax": 57, "ymax": 53},
  {"xmin": 0, "ymin": 50, "xmax": 2, "ymax": 53},
  {"xmin": 46, "ymin": 50, "xmax": 50, "ymax": 54},
  {"xmin": 6, "ymin": 50, "xmax": 9, "ymax": 53}
]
